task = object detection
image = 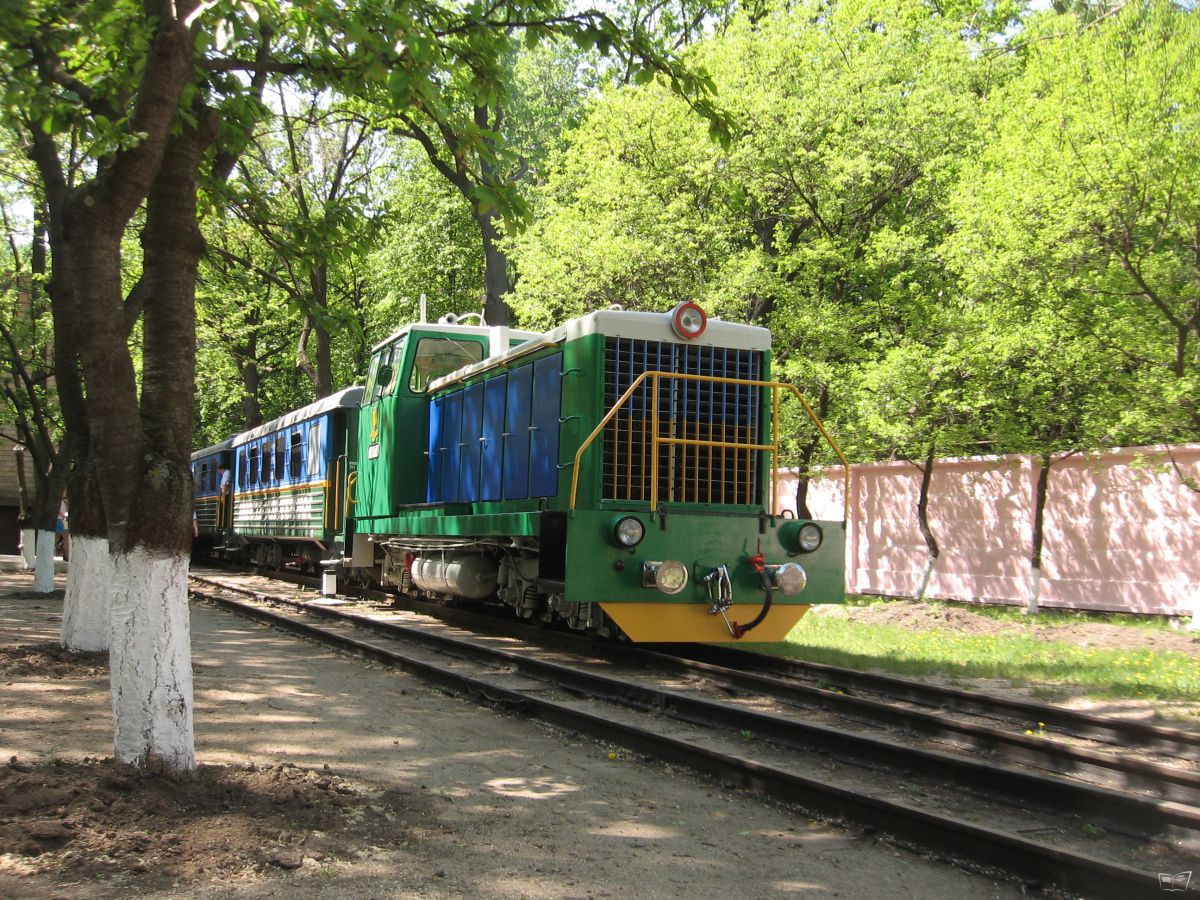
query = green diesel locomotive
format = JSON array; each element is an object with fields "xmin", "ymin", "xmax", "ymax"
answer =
[{"xmin": 195, "ymin": 303, "xmax": 848, "ymax": 642}]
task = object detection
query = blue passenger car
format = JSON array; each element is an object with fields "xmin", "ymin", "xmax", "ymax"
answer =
[{"xmin": 217, "ymin": 387, "xmax": 361, "ymax": 569}]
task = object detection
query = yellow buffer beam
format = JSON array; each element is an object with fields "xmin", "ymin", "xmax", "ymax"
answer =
[{"xmin": 599, "ymin": 602, "xmax": 810, "ymax": 643}]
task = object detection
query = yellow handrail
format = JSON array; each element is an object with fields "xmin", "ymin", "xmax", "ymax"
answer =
[
  {"xmin": 568, "ymin": 370, "xmax": 850, "ymax": 522},
  {"xmin": 324, "ymin": 465, "xmax": 332, "ymax": 531}
]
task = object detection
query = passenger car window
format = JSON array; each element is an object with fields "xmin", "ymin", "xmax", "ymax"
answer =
[
  {"xmin": 410, "ymin": 338, "xmax": 484, "ymax": 392},
  {"xmin": 289, "ymin": 431, "xmax": 302, "ymax": 478},
  {"xmin": 307, "ymin": 422, "xmax": 321, "ymax": 476}
]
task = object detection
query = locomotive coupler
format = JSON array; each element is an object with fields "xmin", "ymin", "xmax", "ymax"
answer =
[{"xmin": 703, "ymin": 565, "xmax": 738, "ymax": 637}]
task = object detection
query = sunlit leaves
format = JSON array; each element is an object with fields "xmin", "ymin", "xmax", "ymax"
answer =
[{"xmin": 949, "ymin": 0, "xmax": 1200, "ymax": 448}]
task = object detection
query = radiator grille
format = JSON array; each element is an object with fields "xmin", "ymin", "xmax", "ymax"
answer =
[{"xmin": 602, "ymin": 338, "xmax": 764, "ymax": 505}]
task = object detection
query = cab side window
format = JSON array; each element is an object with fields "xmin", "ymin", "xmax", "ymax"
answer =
[{"xmin": 366, "ymin": 346, "xmax": 396, "ymax": 403}]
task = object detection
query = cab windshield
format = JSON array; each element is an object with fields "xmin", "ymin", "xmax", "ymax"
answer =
[{"xmin": 409, "ymin": 337, "xmax": 484, "ymax": 392}]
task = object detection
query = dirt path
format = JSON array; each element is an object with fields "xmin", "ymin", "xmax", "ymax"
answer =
[{"xmin": 0, "ymin": 575, "xmax": 1022, "ymax": 899}]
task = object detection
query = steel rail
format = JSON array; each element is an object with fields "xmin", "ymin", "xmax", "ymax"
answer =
[
  {"xmin": 669, "ymin": 643, "xmax": 1200, "ymax": 761},
  {"xmin": 626, "ymin": 646, "xmax": 1200, "ymax": 804},
  {"xmin": 189, "ymin": 575, "xmax": 1197, "ymax": 899}
]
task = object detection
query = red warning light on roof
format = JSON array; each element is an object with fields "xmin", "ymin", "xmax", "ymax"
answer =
[{"xmin": 671, "ymin": 301, "xmax": 707, "ymax": 340}]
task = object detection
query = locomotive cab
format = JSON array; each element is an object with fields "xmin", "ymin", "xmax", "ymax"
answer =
[{"xmin": 352, "ymin": 319, "xmax": 540, "ymax": 534}]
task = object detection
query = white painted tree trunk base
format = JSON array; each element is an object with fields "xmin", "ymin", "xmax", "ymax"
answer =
[
  {"xmin": 915, "ymin": 555, "xmax": 936, "ymax": 601},
  {"xmin": 1025, "ymin": 567, "xmax": 1042, "ymax": 615},
  {"xmin": 34, "ymin": 530, "xmax": 56, "ymax": 593},
  {"xmin": 61, "ymin": 536, "xmax": 112, "ymax": 652},
  {"xmin": 20, "ymin": 528, "xmax": 36, "ymax": 569},
  {"xmin": 108, "ymin": 549, "xmax": 195, "ymax": 772}
]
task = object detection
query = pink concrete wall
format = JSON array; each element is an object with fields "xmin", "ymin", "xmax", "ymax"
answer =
[{"xmin": 775, "ymin": 445, "xmax": 1200, "ymax": 617}]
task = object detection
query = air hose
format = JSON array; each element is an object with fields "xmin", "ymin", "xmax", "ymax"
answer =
[{"xmin": 732, "ymin": 567, "xmax": 773, "ymax": 639}]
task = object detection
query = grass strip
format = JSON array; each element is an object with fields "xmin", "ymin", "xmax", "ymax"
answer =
[{"xmin": 744, "ymin": 609, "xmax": 1200, "ymax": 705}]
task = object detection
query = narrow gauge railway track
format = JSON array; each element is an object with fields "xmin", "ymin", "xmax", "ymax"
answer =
[
  {"xmin": 189, "ymin": 569, "xmax": 1198, "ymax": 899},
  {"xmin": 205, "ymin": 564, "xmax": 1200, "ymax": 803}
]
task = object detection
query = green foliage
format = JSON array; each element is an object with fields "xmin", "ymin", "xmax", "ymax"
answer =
[
  {"xmin": 949, "ymin": 0, "xmax": 1200, "ymax": 449},
  {"xmin": 197, "ymin": 90, "xmax": 396, "ymax": 413},
  {"xmin": 508, "ymin": 81, "xmax": 740, "ymax": 328},
  {"xmin": 0, "ymin": 1, "xmax": 154, "ymax": 157},
  {"xmin": 5, "ymin": 0, "xmax": 1196, "ymax": 473},
  {"xmin": 511, "ymin": 0, "xmax": 987, "ymax": 465},
  {"xmin": 368, "ymin": 144, "xmax": 486, "ymax": 321}
]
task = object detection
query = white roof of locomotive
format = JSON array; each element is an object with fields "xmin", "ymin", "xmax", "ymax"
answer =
[
  {"xmin": 231, "ymin": 386, "xmax": 364, "ymax": 448},
  {"xmin": 370, "ymin": 320, "xmax": 539, "ymax": 353},
  {"xmin": 427, "ymin": 309, "xmax": 770, "ymax": 393}
]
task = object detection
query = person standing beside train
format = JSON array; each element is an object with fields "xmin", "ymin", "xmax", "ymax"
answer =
[{"xmin": 218, "ymin": 460, "xmax": 231, "ymax": 532}]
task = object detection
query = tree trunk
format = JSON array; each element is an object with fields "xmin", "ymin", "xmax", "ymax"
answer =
[
  {"xmin": 29, "ymin": 8, "xmax": 196, "ymax": 767},
  {"xmin": 28, "ymin": 465, "xmax": 59, "ymax": 592},
  {"xmin": 296, "ymin": 314, "xmax": 334, "ymax": 399},
  {"xmin": 316, "ymin": 325, "xmax": 333, "ymax": 398},
  {"xmin": 792, "ymin": 384, "xmax": 830, "ymax": 520},
  {"xmin": 747, "ymin": 202, "xmax": 778, "ymax": 324},
  {"xmin": 60, "ymin": 535, "xmax": 112, "ymax": 650},
  {"xmin": 33, "ymin": 531, "xmax": 56, "ymax": 591},
  {"xmin": 108, "ymin": 549, "xmax": 194, "ymax": 769},
  {"xmin": 45, "ymin": 166, "xmax": 111, "ymax": 649},
  {"xmin": 31, "ymin": 462, "xmax": 66, "ymax": 594},
  {"xmin": 914, "ymin": 444, "xmax": 940, "ymax": 600},
  {"xmin": 19, "ymin": 528, "xmax": 35, "ymax": 570},
  {"xmin": 14, "ymin": 448, "xmax": 34, "ymax": 569},
  {"xmin": 61, "ymin": 459, "xmax": 111, "ymax": 652},
  {"xmin": 313, "ymin": 264, "xmax": 333, "ymax": 398},
  {"xmin": 794, "ymin": 441, "xmax": 816, "ymax": 520},
  {"xmin": 478, "ymin": 208, "xmax": 511, "ymax": 326},
  {"xmin": 239, "ymin": 346, "xmax": 263, "ymax": 429},
  {"xmin": 100, "ymin": 116, "xmax": 211, "ymax": 770},
  {"xmin": 1027, "ymin": 453, "xmax": 1052, "ymax": 615},
  {"xmin": 476, "ymin": 104, "xmax": 511, "ymax": 326}
]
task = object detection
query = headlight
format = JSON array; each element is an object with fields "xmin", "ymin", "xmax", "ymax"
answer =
[
  {"xmin": 670, "ymin": 301, "xmax": 707, "ymax": 340},
  {"xmin": 612, "ymin": 515, "xmax": 645, "ymax": 548},
  {"xmin": 779, "ymin": 520, "xmax": 824, "ymax": 554},
  {"xmin": 798, "ymin": 523, "xmax": 823, "ymax": 552},
  {"xmin": 642, "ymin": 560, "xmax": 689, "ymax": 594}
]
